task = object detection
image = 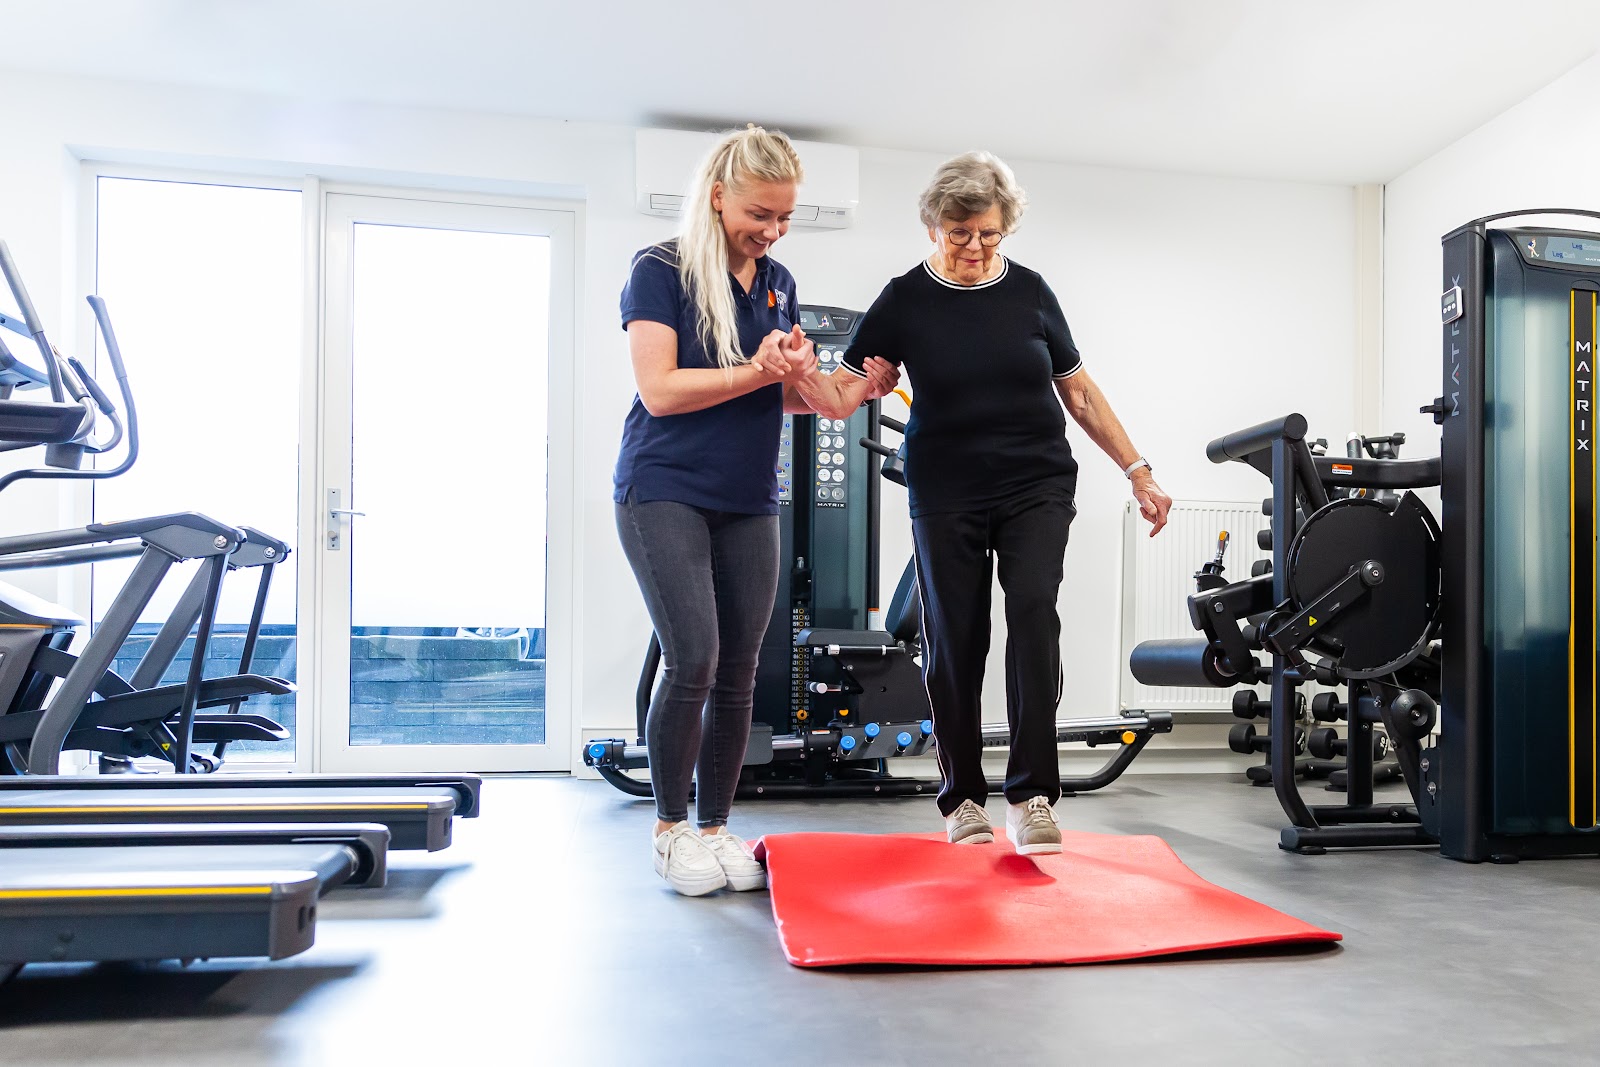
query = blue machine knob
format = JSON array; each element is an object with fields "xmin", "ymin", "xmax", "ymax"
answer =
[
  {"xmin": 897, "ymin": 731, "xmax": 913, "ymax": 747},
  {"xmin": 864, "ymin": 723, "xmax": 881, "ymax": 738},
  {"xmin": 588, "ymin": 743, "xmax": 606, "ymax": 760},
  {"xmin": 840, "ymin": 734, "xmax": 857, "ymax": 752},
  {"xmin": 920, "ymin": 720, "xmax": 934, "ymax": 736}
]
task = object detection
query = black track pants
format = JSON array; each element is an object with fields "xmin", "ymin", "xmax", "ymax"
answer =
[{"xmin": 911, "ymin": 489, "xmax": 1075, "ymax": 817}]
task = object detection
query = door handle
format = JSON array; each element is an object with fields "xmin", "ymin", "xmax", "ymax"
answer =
[{"xmin": 327, "ymin": 488, "xmax": 366, "ymax": 551}]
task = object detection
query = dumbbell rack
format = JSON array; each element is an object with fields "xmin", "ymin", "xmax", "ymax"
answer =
[
  {"xmin": 1228, "ymin": 688, "xmax": 1403, "ymax": 791},
  {"xmin": 1220, "ymin": 438, "xmax": 1410, "ymax": 795}
]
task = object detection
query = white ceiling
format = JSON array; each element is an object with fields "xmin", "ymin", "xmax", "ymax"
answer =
[{"xmin": 2, "ymin": 0, "xmax": 1598, "ymax": 184}]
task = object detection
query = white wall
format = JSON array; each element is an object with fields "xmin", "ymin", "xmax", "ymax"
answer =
[
  {"xmin": 0, "ymin": 67, "xmax": 1361, "ymax": 768},
  {"xmin": 1384, "ymin": 54, "xmax": 1600, "ymax": 442}
]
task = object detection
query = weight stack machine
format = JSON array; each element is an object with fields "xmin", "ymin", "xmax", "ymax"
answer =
[
  {"xmin": 1428, "ymin": 210, "xmax": 1600, "ymax": 861},
  {"xmin": 753, "ymin": 304, "xmax": 876, "ymax": 743}
]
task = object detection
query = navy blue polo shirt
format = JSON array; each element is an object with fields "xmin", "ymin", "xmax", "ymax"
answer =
[{"xmin": 614, "ymin": 241, "xmax": 798, "ymax": 514}]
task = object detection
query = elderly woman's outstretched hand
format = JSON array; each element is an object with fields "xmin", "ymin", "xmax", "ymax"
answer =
[{"xmin": 1132, "ymin": 471, "xmax": 1173, "ymax": 537}]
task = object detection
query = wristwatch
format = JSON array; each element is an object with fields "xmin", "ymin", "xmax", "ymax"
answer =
[{"xmin": 1123, "ymin": 457, "xmax": 1152, "ymax": 479}]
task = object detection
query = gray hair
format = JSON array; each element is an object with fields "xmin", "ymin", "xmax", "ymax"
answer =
[{"xmin": 917, "ymin": 151, "xmax": 1028, "ymax": 232}]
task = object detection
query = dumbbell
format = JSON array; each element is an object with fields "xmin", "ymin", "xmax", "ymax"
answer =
[
  {"xmin": 1228, "ymin": 723, "xmax": 1266, "ymax": 755},
  {"xmin": 1229, "ymin": 722, "xmax": 1308, "ymax": 756},
  {"xmin": 1311, "ymin": 692, "xmax": 1347, "ymax": 722},
  {"xmin": 1306, "ymin": 727, "xmax": 1392, "ymax": 761},
  {"xmin": 1232, "ymin": 691, "xmax": 1264, "ymax": 720}
]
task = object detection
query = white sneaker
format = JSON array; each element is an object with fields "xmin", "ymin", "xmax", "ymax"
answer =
[
  {"xmin": 653, "ymin": 823, "xmax": 727, "ymax": 896},
  {"xmin": 1006, "ymin": 796, "xmax": 1063, "ymax": 855},
  {"xmin": 944, "ymin": 799, "xmax": 994, "ymax": 844},
  {"xmin": 700, "ymin": 830, "xmax": 767, "ymax": 891}
]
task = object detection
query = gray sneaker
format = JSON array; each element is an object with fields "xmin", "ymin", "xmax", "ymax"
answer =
[
  {"xmin": 1006, "ymin": 796, "xmax": 1063, "ymax": 855},
  {"xmin": 944, "ymin": 799, "xmax": 994, "ymax": 844}
]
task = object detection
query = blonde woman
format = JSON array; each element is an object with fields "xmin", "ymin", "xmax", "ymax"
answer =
[
  {"xmin": 615, "ymin": 126, "xmax": 898, "ymax": 895},
  {"xmin": 793, "ymin": 152, "xmax": 1172, "ymax": 856}
]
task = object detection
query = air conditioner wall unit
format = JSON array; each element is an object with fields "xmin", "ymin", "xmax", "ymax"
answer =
[{"xmin": 635, "ymin": 128, "xmax": 860, "ymax": 230}]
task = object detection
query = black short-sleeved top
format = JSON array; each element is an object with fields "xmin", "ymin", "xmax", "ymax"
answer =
[
  {"xmin": 613, "ymin": 241, "xmax": 798, "ymax": 514},
  {"xmin": 840, "ymin": 257, "xmax": 1083, "ymax": 517}
]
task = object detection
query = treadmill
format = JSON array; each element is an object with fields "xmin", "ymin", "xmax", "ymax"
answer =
[{"xmin": 0, "ymin": 840, "xmax": 373, "ymax": 983}]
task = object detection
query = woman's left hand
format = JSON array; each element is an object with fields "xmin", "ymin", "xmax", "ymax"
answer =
[
  {"xmin": 1132, "ymin": 471, "xmax": 1172, "ymax": 536},
  {"xmin": 862, "ymin": 357, "xmax": 901, "ymax": 400}
]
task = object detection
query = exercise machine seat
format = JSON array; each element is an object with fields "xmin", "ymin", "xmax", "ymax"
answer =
[
  {"xmin": 884, "ymin": 558, "xmax": 921, "ymax": 644},
  {"xmin": 796, "ymin": 558, "xmax": 923, "ymax": 650}
]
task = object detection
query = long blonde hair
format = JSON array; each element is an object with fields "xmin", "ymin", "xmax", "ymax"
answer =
[{"xmin": 676, "ymin": 125, "xmax": 803, "ymax": 370}]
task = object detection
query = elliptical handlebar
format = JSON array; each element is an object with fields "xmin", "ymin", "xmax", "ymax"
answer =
[
  {"xmin": 0, "ymin": 294, "xmax": 139, "ymax": 495},
  {"xmin": 85, "ymin": 295, "xmax": 137, "ymax": 475},
  {"xmin": 65, "ymin": 353, "xmax": 123, "ymax": 454},
  {"xmin": 0, "ymin": 241, "xmax": 67, "ymax": 403}
]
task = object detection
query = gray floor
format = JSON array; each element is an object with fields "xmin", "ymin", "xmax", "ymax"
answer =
[{"xmin": 3, "ymin": 772, "xmax": 1598, "ymax": 1066}]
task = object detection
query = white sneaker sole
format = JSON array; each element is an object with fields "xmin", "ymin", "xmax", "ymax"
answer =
[
  {"xmin": 722, "ymin": 868, "xmax": 767, "ymax": 892},
  {"xmin": 949, "ymin": 830, "xmax": 994, "ymax": 844},
  {"xmin": 654, "ymin": 852, "xmax": 728, "ymax": 897},
  {"xmin": 1007, "ymin": 827, "xmax": 1063, "ymax": 855}
]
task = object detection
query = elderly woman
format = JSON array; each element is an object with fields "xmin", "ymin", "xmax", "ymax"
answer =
[{"xmin": 793, "ymin": 151, "xmax": 1172, "ymax": 855}]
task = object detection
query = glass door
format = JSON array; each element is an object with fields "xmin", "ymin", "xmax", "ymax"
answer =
[
  {"xmin": 317, "ymin": 192, "xmax": 574, "ymax": 771},
  {"xmin": 91, "ymin": 174, "xmax": 305, "ymax": 768}
]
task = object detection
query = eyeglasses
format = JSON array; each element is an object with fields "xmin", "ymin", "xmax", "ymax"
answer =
[{"xmin": 943, "ymin": 227, "xmax": 1005, "ymax": 247}]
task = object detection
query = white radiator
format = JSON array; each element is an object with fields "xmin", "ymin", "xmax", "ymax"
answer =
[{"xmin": 1118, "ymin": 499, "xmax": 1270, "ymax": 712}]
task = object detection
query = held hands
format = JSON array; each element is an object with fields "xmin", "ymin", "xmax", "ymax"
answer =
[
  {"xmin": 751, "ymin": 326, "xmax": 817, "ymax": 380},
  {"xmin": 1132, "ymin": 470, "xmax": 1173, "ymax": 537}
]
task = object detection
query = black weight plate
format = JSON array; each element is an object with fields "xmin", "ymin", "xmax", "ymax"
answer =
[{"xmin": 1287, "ymin": 494, "xmax": 1440, "ymax": 675}]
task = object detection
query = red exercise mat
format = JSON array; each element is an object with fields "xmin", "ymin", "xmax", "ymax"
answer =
[{"xmin": 755, "ymin": 831, "xmax": 1341, "ymax": 968}]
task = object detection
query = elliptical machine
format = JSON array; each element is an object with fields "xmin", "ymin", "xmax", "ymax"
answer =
[{"xmin": 0, "ymin": 241, "xmax": 293, "ymax": 776}]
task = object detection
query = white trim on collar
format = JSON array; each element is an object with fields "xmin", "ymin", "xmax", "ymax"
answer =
[{"xmin": 922, "ymin": 256, "xmax": 1009, "ymax": 290}]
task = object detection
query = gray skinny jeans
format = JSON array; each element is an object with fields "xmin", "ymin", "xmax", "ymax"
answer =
[{"xmin": 615, "ymin": 495, "xmax": 779, "ymax": 827}]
